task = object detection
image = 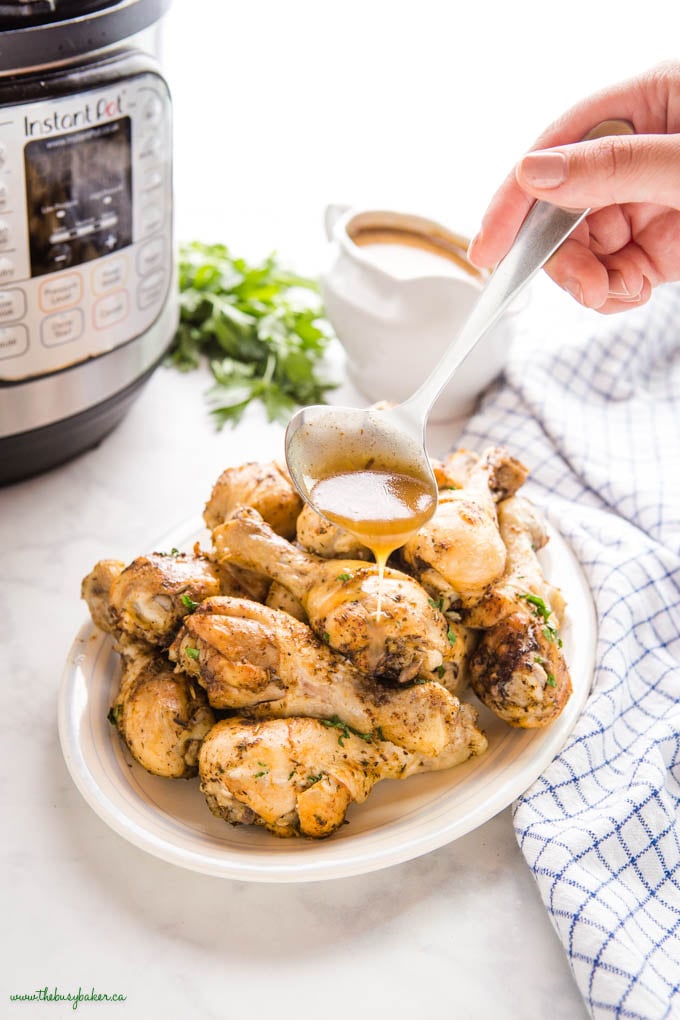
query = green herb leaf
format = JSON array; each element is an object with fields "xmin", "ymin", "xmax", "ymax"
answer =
[
  {"xmin": 447, "ymin": 627, "xmax": 457, "ymax": 645},
  {"xmin": 428, "ymin": 596, "xmax": 444, "ymax": 612},
  {"xmin": 185, "ymin": 646, "xmax": 200, "ymax": 661},
  {"xmin": 521, "ymin": 593, "xmax": 562, "ymax": 645},
  {"xmin": 337, "ymin": 572, "xmax": 352, "ymax": 582},
  {"xmin": 519, "ymin": 593, "xmax": 551, "ymax": 622},
  {"xmin": 320, "ymin": 715, "xmax": 373, "ymax": 746},
  {"xmin": 436, "ymin": 665, "xmax": 446, "ymax": 679},
  {"xmin": 306, "ymin": 773, "xmax": 324, "ymax": 786},
  {"xmin": 181, "ymin": 594, "xmax": 200, "ymax": 611},
  {"xmin": 168, "ymin": 242, "xmax": 338, "ymax": 425},
  {"xmin": 546, "ymin": 673, "xmax": 557, "ymax": 688},
  {"xmin": 107, "ymin": 705, "xmax": 121, "ymax": 726}
]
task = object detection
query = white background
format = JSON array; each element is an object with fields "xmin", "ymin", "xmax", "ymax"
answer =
[{"xmin": 165, "ymin": 0, "xmax": 678, "ymax": 269}]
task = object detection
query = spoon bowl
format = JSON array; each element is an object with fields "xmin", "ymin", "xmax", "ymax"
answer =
[{"xmin": 285, "ymin": 402, "xmax": 437, "ymax": 515}]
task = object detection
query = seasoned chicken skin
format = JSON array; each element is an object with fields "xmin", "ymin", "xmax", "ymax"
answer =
[
  {"xmin": 200, "ymin": 713, "xmax": 487, "ymax": 838},
  {"xmin": 203, "ymin": 460, "xmax": 302, "ymax": 537},
  {"xmin": 109, "ymin": 641, "xmax": 215, "ymax": 778},
  {"xmin": 107, "ymin": 551, "xmax": 234, "ymax": 646},
  {"xmin": 81, "ymin": 559, "xmax": 125, "ymax": 633},
  {"xmin": 169, "ymin": 596, "xmax": 467, "ymax": 755},
  {"xmin": 296, "ymin": 501, "xmax": 371, "ymax": 560},
  {"xmin": 265, "ymin": 580, "xmax": 307, "ymax": 622},
  {"xmin": 462, "ymin": 494, "xmax": 571, "ymax": 728},
  {"xmin": 213, "ymin": 507, "xmax": 470, "ymax": 686},
  {"xmin": 462, "ymin": 496, "xmax": 565, "ymax": 629},
  {"xmin": 469, "ymin": 608, "xmax": 572, "ymax": 728},
  {"xmin": 403, "ymin": 447, "xmax": 528, "ymax": 603}
]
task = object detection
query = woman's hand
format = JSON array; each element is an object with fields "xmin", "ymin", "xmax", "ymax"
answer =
[{"xmin": 468, "ymin": 63, "xmax": 680, "ymax": 314}]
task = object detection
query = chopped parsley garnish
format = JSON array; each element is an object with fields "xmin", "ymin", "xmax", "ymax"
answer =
[
  {"xmin": 288, "ymin": 769, "xmax": 297, "ymax": 781},
  {"xmin": 546, "ymin": 673, "xmax": 557, "ymax": 688},
  {"xmin": 107, "ymin": 705, "xmax": 121, "ymax": 726},
  {"xmin": 375, "ymin": 726, "xmax": 385, "ymax": 742},
  {"xmin": 521, "ymin": 593, "xmax": 562, "ymax": 645},
  {"xmin": 254, "ymin": 762, "xmax": 270, "ymax": 778},
  {"xmin": 519, "ymin": 593, "xmax": 551, "ymax": 621},
  {"xmin": 170, "ymin": 547, "xmax": 180, "ymax": 556},
  {"xmin": 441, "ymin": 485, "xmax": 460, "ymax": 491},
  {"xmin": 447, "ymin": 627, "xmax": 457, "ymax": 645},
  {"xmin": 306, "ymin": 773, "xmax": 324, "ymax": 786},
  {"xmin": 337, "ymin": 572, "xmax": 352, "ymax": 582},
  {"xmin": 436, "ymin": 665, "xmax": 446, "ymax": 679},
  {"xmin": 185, "ymin": 646, "xmax": 200, "ymax": 660},
  {"xmin": 428, "ymin": 596, "xmax": 444, "ymax": 612},
  {"xmin": 321, "ymin": 715, "xmax": 373, "ymax": 746},
  {"xmin": 181, "ymin": 593, "xmax": 200, "ymax": 611},
  {"xmin": 322, "ymin": 631, "xmax": 330, "ymax": 643}
]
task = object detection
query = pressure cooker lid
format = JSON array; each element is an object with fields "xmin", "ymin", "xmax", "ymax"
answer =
[
  {"xmin": 0, "ymin": 0, "xmax": 172, "ymax": 71},
  {"xmin": 0, "ymin": 1, "xmax": 118, "ymax": 27}
]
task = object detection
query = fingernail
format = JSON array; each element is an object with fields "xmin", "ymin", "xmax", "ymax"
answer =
[
  {"xmin": 520, "ymin": 151, "xmax": 568, "ymax": 188},
  {"xmin": 467, "ymin": 231, "xmax": 482, "ymax": 262},
  {"xmin": 563, "ymin": 278, "xmax": 583, "ymax": 303},
  {"xmin": 608, "ymin": 270, "xmax": 642, "ymax": 301}
]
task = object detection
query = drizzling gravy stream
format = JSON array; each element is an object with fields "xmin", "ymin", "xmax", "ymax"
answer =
[{"xmin": 310, "ymin": 468, "xmax": 436, "ymax": 617}]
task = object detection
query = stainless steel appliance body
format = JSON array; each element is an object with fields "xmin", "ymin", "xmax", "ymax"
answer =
[{"xmin": 0, "ymin": 0, "xmax": 175, "ymax": 483}]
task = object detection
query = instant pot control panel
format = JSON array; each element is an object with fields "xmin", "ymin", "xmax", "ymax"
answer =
[{"xmin": 0, "ymin": 71, "xmax": 172, "ymax": 381}]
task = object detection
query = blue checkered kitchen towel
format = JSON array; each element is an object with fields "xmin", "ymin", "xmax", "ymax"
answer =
[{"xmin": 460, "ymin": 281, "xmax": 680, "ymax": 1019}]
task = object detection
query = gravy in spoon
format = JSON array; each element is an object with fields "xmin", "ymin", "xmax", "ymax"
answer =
[{"xmin": 310, "ymin": 468, "xmax": 436, "ymax": 617}]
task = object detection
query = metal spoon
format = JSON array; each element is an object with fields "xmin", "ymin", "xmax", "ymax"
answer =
[{"xmin": 285, "ymin": 119, "xmax": 634, "ymax": 516}]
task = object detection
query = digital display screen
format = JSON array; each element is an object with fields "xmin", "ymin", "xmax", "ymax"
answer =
[{"xmin": 24, "ymin": 116, "xmax": 132, "ymax": 277}]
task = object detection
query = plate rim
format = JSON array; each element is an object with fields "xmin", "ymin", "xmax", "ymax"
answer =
[{"xmin": 58, "ymin": 516, "xmax": 597, "ymax": 883}]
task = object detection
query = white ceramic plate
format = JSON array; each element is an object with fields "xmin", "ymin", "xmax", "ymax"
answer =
[{"xmin": 59, "ymin": 516, "xmax": 597, "ymax": 883}]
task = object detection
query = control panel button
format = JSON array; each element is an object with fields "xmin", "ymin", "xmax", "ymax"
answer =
[
  {"xmin": 142, "ymin": 93, "xmax": 163, "ymax": 127},
  {"xmin": 137, "ymin": 238, "xmax": 165, "ymax": 277},
  {"xmin": 140, "ymin": 204, "xmax": 163, "ymax": 238},
  {"xmin": 0, "ymin": 288, "xmax": 25, "ymax": 324},
  {"xmin": 48, "ymin": 244, "xmax": 73, "ymax": 271},
  {"xmin": 93, "ymin": 289, "xmax": 129, "ymax": 330},
  {"xmin": 0, "ymin": 257, "xmax": 15, "ymax": 283},
  {"xmin": 39, "ymin": 273, "xmax": 82, "ymax": 312},
  {"xmin": 0, "ymin": 323, "xmax": 28, "ymax": 360},
  {"xmin": 137, "ymin": 269, "xmax": 165, "ymax": 310},
  {"xmin": 92, "ymin": 256, "xmax": 128, "ymax": 295},
  {"xmin": 142, "ymin": 167, "xmax": 164, "ymax": 192},
  {"xmin": 139, "ymin": 133, "xmax": 163, "ymax": 160},
  {"xmin": 41, "ymin": 308, "xmax": 84, "ymax": 347}
]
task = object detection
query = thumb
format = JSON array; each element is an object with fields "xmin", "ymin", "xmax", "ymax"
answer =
[{"xmin": 516, "ymin": 133, "xmax": 680, "ymax": 209}]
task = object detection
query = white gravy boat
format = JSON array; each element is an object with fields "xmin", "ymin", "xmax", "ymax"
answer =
[{"xmin": 320, "ymin": 205, "xmax": 522, "ymax": 421}]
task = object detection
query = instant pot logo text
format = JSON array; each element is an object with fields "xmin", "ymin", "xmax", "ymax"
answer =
[{"xmin": 23, "ymin": 94, "xmax": 125, "ymax": 138}]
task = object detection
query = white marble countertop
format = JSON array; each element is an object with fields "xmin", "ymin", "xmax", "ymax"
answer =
[{"xmin": 4, "ymin": 3, "xmax": 674, "ymax": 1017}]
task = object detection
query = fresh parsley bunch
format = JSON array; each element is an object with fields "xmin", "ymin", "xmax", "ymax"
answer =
[{"xmin": 168, "ymin": 241, "xmax": 337, "ymax": 427}]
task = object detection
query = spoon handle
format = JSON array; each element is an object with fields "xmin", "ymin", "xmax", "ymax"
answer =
[
  {"xmin": 400, "ymin": 202, "xmax": 587, "ymax": 420},
  {"xmin": 400, "ymin": 118, "xmax": 635, "ymax": 424}
]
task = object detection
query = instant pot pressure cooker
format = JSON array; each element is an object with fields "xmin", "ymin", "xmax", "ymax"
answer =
[{"xmin": 0, "ymin": 0, "xmax": 175, "ymax": 484}]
